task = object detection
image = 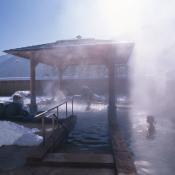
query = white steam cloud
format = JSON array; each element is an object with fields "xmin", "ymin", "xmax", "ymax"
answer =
[
  {"xmin": 57, "ymin": 0, "xmax": 175, "ymax": 113},
  {"xmin": 56, "ymin": 1, "xmax": 175, "ymax": 174}
]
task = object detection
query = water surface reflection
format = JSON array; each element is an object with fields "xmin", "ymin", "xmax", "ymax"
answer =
[
  {"xmin": 130, "ymin": 108, "xmax": 175, "ymax": 175},
  {"xmin": 58, "ymin": 104, "xmax": 111, "ymax": 153}
]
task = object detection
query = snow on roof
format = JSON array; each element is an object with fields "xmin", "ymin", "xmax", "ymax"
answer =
[{"xmin": 4, "ymin": 39, "xmax": 134, "ymax": 68}]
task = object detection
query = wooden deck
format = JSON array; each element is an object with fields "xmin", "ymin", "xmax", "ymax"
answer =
[
  {"xmin": 32, "ymin": 152, "xmax": 114, "ymax": 168},
  {"xmin": 1, "ymin": 166, "xmax": 116, "ymax": 175},
  {"xmin": 26, "ymin": 127, "xmax": 136, "ymax": 175},
  {"xmin": 0, "ymin": 104, "xmax": 137, "ymax": 175},
  {"xmin": 0, "ymin": 116, "xmax": 137, "ymax": 175}
]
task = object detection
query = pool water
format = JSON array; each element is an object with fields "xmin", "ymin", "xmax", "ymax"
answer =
[
  {"xmin": 117, "ymin": 105, "xmax": 175, "ymax": 175},
  {"xmin": 58, "ymin": 103, "xmax": 112, "ymax": 153}
]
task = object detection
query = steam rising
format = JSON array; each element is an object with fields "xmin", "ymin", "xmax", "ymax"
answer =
[
  {"xmin": 25, "ymin": 1, "xmax": 175, "ymax": 173},
  {"xmin": 54, "ymin": 0, "xmax": 175, "ymax": 114},
  {"xmin": 39, "ymin": 0, "xmax": 175, "ymax": 125},
  {"xmin": 57, "ymin": 0, "xmax": 175, "ymax": 174},
  {"xmin": 129, "ymin": 0, "xmax": 175, "ymax": 115}
]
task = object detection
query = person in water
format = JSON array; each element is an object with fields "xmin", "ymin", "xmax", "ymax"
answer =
[
  {"xmin": 81, "ymin": 86, "xmax": 93, "ymax": 111},
  {"xmin": 146, "ymin": 115, "xmax": 156, "ymax": 139}
]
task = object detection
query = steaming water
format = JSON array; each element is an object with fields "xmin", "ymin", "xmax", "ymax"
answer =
[
  {"xmin": 58, "ymin": 103, "xmax": 111, "ymax": 153},
  {"xmin": 130, "ymin": 108, "xmax": 175, "ymax": 175},
  {"xmin": 58, "ymin": 100, "xmax": 175, "ymax": 174},
  {"xmin": 118, "ymin": 104, "xmax": 175, "ymax": 175},
  {"xmin": 1, "ymin": 96, "xmax": 175, "ymax": 174}
]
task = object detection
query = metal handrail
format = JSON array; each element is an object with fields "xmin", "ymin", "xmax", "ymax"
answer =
[{"xmin": 35, "ymin": 95, "xmax": 78, "ymax": 145}]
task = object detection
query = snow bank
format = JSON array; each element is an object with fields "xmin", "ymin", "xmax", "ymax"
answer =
[{"xmin": 0, "ymin": 121, "xmax": 43, "ymax": 146}]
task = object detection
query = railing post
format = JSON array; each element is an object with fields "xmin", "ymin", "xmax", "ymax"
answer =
[
  {"xmin": 57, "ymin": 106, "xmax": 59, "ymax": 118},
  {"xmin": 38, "ymin": 95, "xmax": 75, "ymax": 146},
  {"xmin": 72, "ymin": 97, "xmax": 74, "ymax": 115},
  {"xmin": 66, "ymin": 102, "xmax": 68, "ymax": 118},
  {"xmin": 42, "ymin": 116, "xmax": 45, "ymax": 145}
]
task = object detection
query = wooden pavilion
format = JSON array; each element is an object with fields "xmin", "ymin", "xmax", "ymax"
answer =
[
  {"xmin": 4, "ymin": 38, "xmax": 133, "ymax": 114},
  {"xmin": 4, "ymin": 38, "xmax": 136, "ymax": 174}
]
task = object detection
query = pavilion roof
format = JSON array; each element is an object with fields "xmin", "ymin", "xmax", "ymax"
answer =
[{"xmin": 4, "ymin": 39, "xmax": 134, "ymax": 69}]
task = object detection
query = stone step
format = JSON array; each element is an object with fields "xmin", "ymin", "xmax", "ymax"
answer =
[{"xmin": 41, "ymin": 152, "xmax": 114, "ymax": 168}]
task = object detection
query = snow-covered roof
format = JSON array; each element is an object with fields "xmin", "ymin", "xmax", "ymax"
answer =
[{"xmin": 4, "ymin": 39, "xmax": 134, "ymax": 69}]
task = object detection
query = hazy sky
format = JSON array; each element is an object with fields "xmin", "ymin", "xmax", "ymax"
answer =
[
  {"xmin": 0, "ymin": 0, "xmax": 106, "ymax": 55},
  {"xmin": 0, "ymin": 0, "xmax": 64, "ymax": 54},
  {"xmin": 0, "ymin": 0, "xmax": 174, "ymax": 56},
  {"xmin": 0, "ymin": 0, "xmax": 141, "ymax": 55}
]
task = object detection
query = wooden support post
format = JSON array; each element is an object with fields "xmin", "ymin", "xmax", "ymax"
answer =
[
  {"xmin": 72, "ymin": 97, "xmax": 74, "ymax": 116},
  {"xmin": 107, "ymin": 55, "xmax": 137, "ymax": 174},
  {"xmin": 42, "ymin": 116, "xmax": 46, "ymax": 145},
  {"xmin": 30, "ymin": 59, "xmax": 37, "ymax": 115},
  {"xmin": 108, "ymin": 56, "xmax": 116, "ymax": 120},
  {"xmin": 66, "ymin": 102, "xmax": 68, "ymax": 118},
  {"xmin": 58, "ymin": 68, "xmax": 64, "ymax": 90}
]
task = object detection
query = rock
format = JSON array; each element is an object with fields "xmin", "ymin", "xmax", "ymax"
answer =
[
  {"xmin": 4, "ymin": 102, "xmax": 23, "ymax": 117},
  {"xmin": 0, "ymin": 103, "xmax": 5, "ymax": 118},
  {"xmin": 13, "ymin": 94, "xmax": 23, "ymax": 105}
]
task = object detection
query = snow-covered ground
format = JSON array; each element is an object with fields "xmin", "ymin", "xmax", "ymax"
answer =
[
  {"xmin": 0, "ymin": 121, "xmax": 42, "ymax": 147},
  {"xmin": 0, "ymin": 94, "xmax": 59, "ymax": 112}
]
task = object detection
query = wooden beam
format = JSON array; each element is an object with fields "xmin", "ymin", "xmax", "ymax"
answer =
[
  {"xmin": 30, "ymin": 59, "xmax": 38, "ymax": 115},
  {"xmin": 58, "ymin": 68, "xmax": 64, "ymax": 90},
  {"xmin": 58, "ymin": 66, "xmax": 67, "ymax": 91},
  {"xmin": 108, "ymin": 56, "xmax": 116, "ymax": 119},
  {"xmin": 107, "ymin": 57, "xmax": 137, "ymax": 174},
  {"xmin": 39, "ymin": 153, "xmax": 114, "ymax": 168}
]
